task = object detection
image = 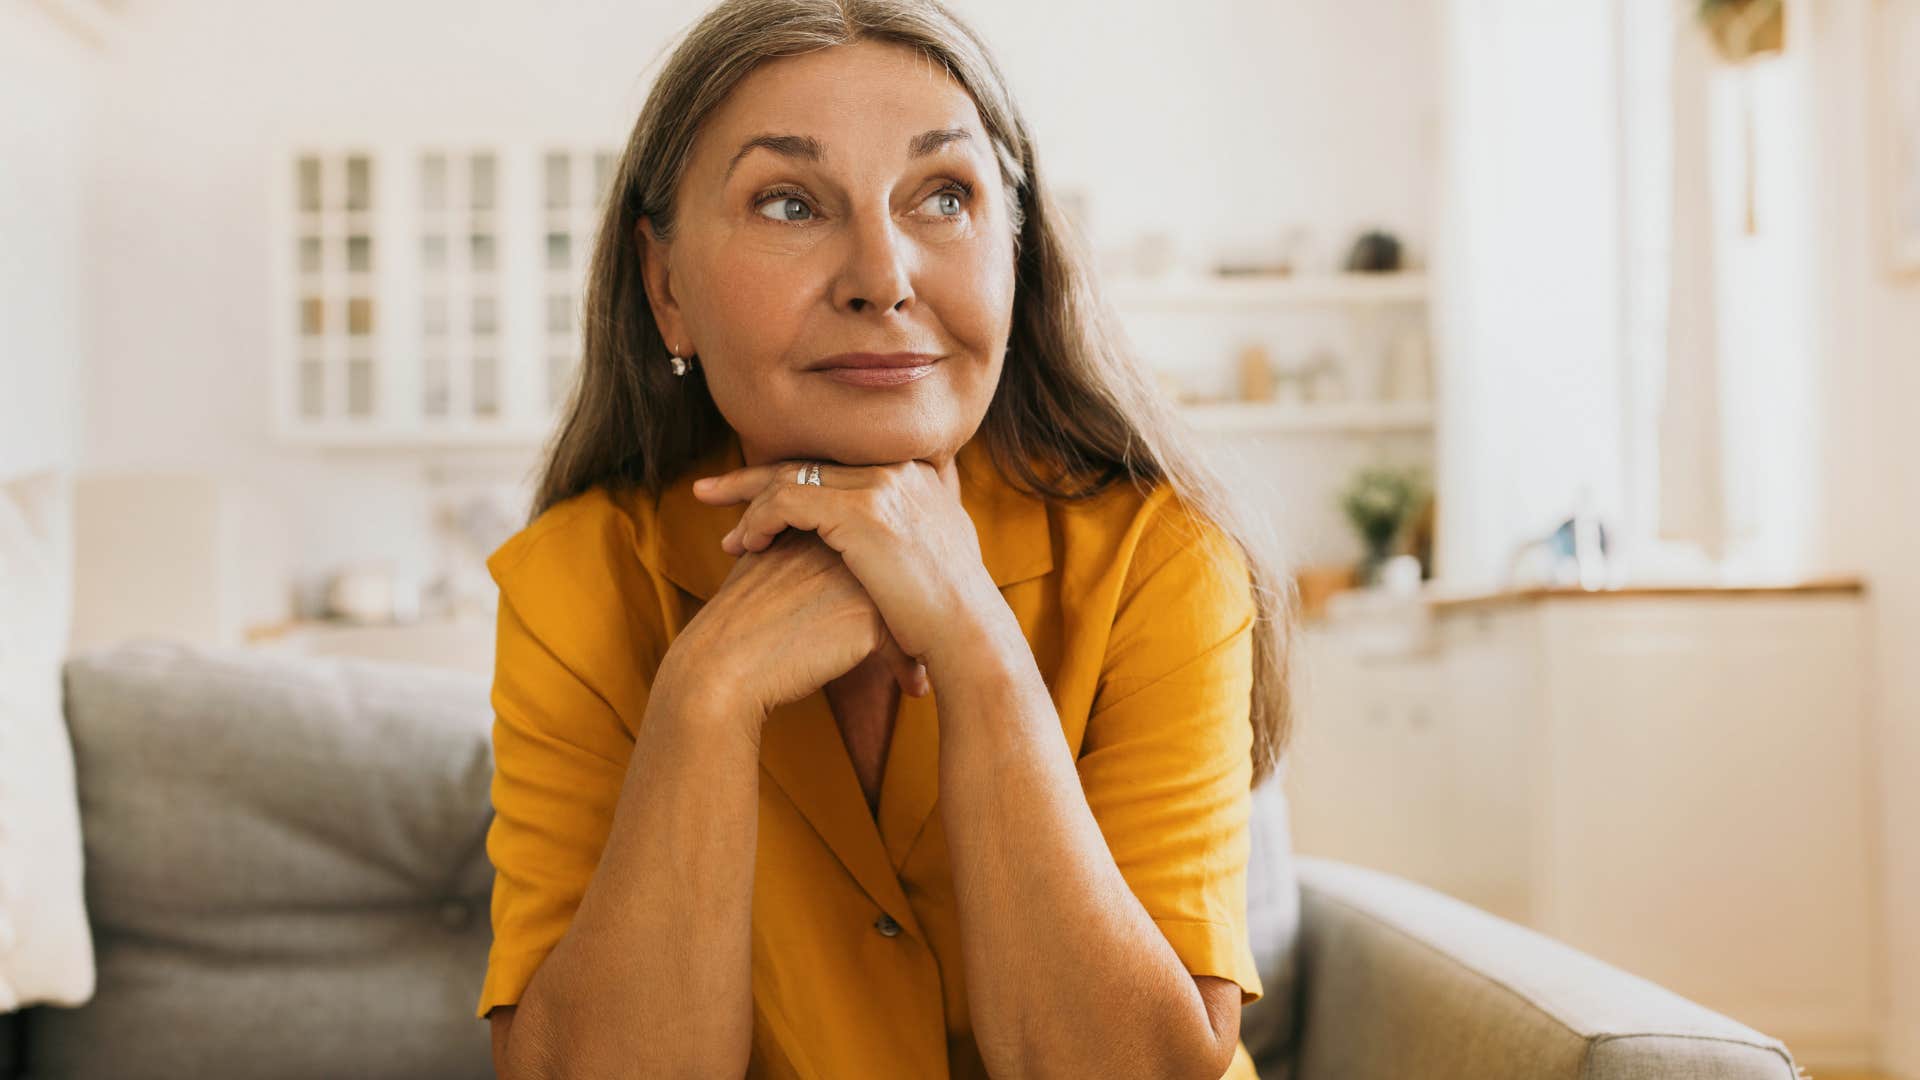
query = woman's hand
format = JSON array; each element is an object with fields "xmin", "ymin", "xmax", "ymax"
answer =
[
  {"xmin": 690, "ymin": 456, "xmax": 1004, "ymax": 667},
  {"xmin": 669, "ymin": 528, "xmax": 930, "ymax": 725}
]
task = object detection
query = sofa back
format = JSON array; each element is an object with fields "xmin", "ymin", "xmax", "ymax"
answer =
[
  {"xmin": 20, "ymin": 638, "xmax": 1301, "ymax": 1078},
  {"xmin": 33, "ymin": 640, "xmax": 496, "ymax": 1079}
]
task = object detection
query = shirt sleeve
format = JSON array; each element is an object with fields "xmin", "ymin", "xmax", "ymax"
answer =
[
  {"xmin": 474, "ymin": 580, "xmax": 638, "ymax": 1020},
  {"xmin": 1077, "ymin": 494, "xmax": 1265, "ymax": 1006}
]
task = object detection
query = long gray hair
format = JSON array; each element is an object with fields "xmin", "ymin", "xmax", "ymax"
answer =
[{"xmin": 528, "ymin": 0, "xmax": 1297, "ymax": 783}]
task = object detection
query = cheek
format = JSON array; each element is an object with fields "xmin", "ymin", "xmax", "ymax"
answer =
[
  {"xmin": 925, "ymin": 239, "xmax": 1016, "ymax": 352},
  {"xmin": 689, "ymin": 250, "xmax": 812, "ymax": 356}
]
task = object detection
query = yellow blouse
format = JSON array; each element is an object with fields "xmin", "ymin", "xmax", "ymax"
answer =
[{"xmin": 477, "ymin": 427, "xmax": 1266, "ymax": 1079}]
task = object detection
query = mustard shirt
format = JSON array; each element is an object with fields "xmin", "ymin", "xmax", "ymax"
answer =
[{"xmin": 477, "ymin": 427, "xmax": 1266, "ymax": 1079}]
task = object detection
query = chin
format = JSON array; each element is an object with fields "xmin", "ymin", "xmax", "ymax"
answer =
[
  {"xmin": 786, "ymin": 421, "xmax": 969, "ymax": 467},
  {"xmin": 828, "ymin": 433, "xmax": 953, "ymax": 466}
]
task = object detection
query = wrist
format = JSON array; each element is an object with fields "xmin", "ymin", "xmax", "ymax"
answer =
[
  {"xmin": 923, "ymin": 594, "xmax": 1024, "ymax": 680},
  {"xmin": 652, "ymin": 649, "xmax": 768, "ymax": 752}
]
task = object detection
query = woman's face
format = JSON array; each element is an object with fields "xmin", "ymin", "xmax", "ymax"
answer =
[{"xmin": 639, "ymin": 38, "xmax": 1018, "ymax": 469}]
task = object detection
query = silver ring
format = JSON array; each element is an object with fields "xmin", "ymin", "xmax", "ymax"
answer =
[{"xmin": 797, "ymin": 462, "xmax": 822, "ymax": 486}]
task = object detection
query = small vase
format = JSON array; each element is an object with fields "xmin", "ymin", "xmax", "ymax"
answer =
[{"xmin": 1358, "ymin": 536, "xmax": 1397, "ymax": 588}]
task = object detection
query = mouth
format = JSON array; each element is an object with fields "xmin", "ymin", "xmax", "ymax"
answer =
[
  {"xmin": 807, "ymin": 352, "xmax": 943, "ymax": 389},
  {"xmin": 806, "ymin": 355, "xmax": 940, "ymax": 372}
]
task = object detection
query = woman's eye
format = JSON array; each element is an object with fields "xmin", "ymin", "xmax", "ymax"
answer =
[
  {"xmin": 920, "ymin": 187, "xmax": 968, "ymax": 219},
  {"xmin": 753, "ymin": 183, "xmax": 969, "ymax": 224},
  {"xmin": 755, "ymin": 193, "xmax": 813, "ymax": 223}
]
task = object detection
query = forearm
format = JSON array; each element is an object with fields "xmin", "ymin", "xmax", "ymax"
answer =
[
  {"xmin": 928, "ymin": 614, "xmax": 1220, "ymax": 1080},
  {"xmin": 502, "ymin": 673, "xmax": 763, "ymax": 1080}
]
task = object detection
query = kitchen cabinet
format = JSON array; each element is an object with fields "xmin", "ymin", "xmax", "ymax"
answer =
[{"xmin": 1282, "ymin": 582, "xmax": 1881, "ymax": 1066}]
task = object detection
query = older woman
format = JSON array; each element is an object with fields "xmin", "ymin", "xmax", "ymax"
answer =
[{"xmin": 477, "ymin": 1, "xmax": 1295, "ymax": 1077}]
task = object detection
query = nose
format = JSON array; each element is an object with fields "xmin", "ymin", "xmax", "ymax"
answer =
[{"xmin": 834, "ymin": 207, "xmax": 914, "ymax": 316}]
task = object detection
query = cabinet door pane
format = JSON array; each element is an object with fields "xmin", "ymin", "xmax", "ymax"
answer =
[
  {"xmin": 298, "ymin": 157, "xmax": 322, "ymax": 212},
  {"xmin": 347, "ymin": 356, "xmax": 375, "ymax": 417},
  {"xmin": 299, "ymin": 357, "xmax": 325, "ymax": 418},
  {"xmin": 472, "ymin": 353, "xmax": 498, "ymax": 417}
]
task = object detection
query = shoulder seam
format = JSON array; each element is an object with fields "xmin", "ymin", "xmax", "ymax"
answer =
[
  {"xmin": 490, "ymin": 487, "xmax": 628, "ymax": 585},
  {"xmin": 1121, "ymin": 485, "xmax": 1240, "ymax": 597}
]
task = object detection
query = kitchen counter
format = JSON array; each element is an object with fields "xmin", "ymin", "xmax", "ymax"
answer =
[{"xmin": 1421, "ymin": 575, "xmax": 1865, "ymax": 614}]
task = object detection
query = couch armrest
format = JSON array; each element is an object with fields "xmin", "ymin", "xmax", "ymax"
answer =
[{"xmin": 1290, "ymin": 857, "xmax": 1804, "ymax": 1080}]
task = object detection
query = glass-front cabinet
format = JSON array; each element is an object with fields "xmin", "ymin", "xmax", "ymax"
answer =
[{"xmin": 273, "ymin": 142, "xmax": 619, "ymax": 447}]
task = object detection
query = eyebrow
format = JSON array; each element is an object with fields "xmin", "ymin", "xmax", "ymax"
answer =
[{"xmin": 723, "ymin": 127, "xmax": 974, "ymax": 182}]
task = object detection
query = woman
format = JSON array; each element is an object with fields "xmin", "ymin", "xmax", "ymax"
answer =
[{"xmin": 478, "ymin": 1, "xmax": 1296, "ymax": 1076}]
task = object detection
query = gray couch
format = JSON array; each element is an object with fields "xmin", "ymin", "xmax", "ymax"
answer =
[{"xmin": 1, "ymin": 639, "xmax": 1806, "ymax": 1078}]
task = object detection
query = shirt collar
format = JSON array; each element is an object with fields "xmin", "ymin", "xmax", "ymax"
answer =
[{"xmin": 646, "ymin": 427, "xmax": 1054, "ymax": 601}]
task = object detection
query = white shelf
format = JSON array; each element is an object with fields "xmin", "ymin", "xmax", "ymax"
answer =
[
  {"xmin": 273, "ymin": 423, "xmax": 550, "ymax": 452},
  {"xmin": 1175, "ymin": 399, "xmax": 1435, "ymax": 434},
  {"xmin": 1105, "ymin": 271, "xmax": 1429, "ymax": 312}
]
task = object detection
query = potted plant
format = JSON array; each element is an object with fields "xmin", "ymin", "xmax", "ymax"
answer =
[{"xmin": 1339, "ymin": 464, "xmax": 1429, "ymax": 588}]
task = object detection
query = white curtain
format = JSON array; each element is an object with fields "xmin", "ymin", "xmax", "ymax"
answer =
[{"xmin": 1655, "ymin": 0, "xmax": 1729, "ymax": 559}]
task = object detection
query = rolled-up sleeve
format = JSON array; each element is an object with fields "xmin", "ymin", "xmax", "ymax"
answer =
[
  {"xmin": 475, "ymin": 578, "xmax": 637, "ymax": 1020},
  {"xmin": 1076, "ymin": 498, "xmax": 1264, "ymax": 1005}
]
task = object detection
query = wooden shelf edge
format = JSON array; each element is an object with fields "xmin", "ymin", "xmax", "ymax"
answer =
[
  {"xmin": 1175, "ymin": 400, "xmax": 1435, "ymax": 433},
  {"xmin": 1105, "ymin": 271, "xmax": 1430, "ymax": 310}
]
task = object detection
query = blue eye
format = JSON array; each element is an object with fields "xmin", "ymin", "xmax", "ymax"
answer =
[
  {"xmin": 752, "ymin": 179, "xmax": 973, "ymax": 225},
  {"xmin": 922, "ymin": 179, "xmax": 974, "ymax": 219},
  {"xmin": 755, "ymin": 191, "xmax": 813, "ymax": 222}
]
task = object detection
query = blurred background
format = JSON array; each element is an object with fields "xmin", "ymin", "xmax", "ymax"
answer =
[{"xmin": 2, "ymin": 0, "xmax": 1915, "ymax": 1076}]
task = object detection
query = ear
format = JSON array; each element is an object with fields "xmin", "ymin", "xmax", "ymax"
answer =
[{"xmin": 636, "ymin": 215, "xmax": 688, "ymax": 353}]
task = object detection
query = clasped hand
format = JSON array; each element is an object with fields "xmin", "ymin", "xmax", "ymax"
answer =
[{"xmin": 691, "ymin": 455, "xmax": 1001, "ymax": 677}]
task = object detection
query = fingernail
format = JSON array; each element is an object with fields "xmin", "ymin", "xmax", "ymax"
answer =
[{"xmin": 693, "ymin": 477, "xmax": 713, "ymax": 490}]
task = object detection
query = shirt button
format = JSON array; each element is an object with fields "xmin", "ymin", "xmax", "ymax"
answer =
[{"xmin": 873, "ymin": 913, "xmax": 902, "ymax": 938}]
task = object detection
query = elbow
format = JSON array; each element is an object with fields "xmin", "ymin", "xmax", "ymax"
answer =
[
  {"xmin": 1151, "ymin": 1037, "xmax": 1235, "ymax": 1080},
  {"xmin": 1020, "ymin": 1023, "xmax": 1230, "ymax": 1080},
  {"xmin": 1148, "ymin": 1001, "xmax": 1239, "ymax": 1080},
  {"xmin": 495, "ymin": 1003, "xmax": 749, "ymax": 1080}
]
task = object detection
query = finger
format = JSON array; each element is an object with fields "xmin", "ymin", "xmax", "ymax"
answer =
[
  {"xmin": 724, "ymin": 483, "xmax": 846, "ymax": 556},
  {"xmin": 693, "ymin": 460, "xmax": 833, "ymax": 505},
  {"xmin": 690, "ymin": 464, "xmax": 782, "ymax": 505},
  {"xmin": 877, "ymin": 634, "xmax": 929, "ymax": 698}
]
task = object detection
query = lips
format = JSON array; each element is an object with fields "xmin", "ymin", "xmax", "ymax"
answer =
[
  {"xmin": 808, "ymin": 352, "xmax": 941, "ymax": 371},
  {"xmin": 812, "ymin": 355, "xmax": 940, "ymax": 388}
]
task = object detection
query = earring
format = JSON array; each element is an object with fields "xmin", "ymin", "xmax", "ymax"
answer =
[{"xmin": 668, "ymin": 342, "xmax": 694, "ymax": 377}]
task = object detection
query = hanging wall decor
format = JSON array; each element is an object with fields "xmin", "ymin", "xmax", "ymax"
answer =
[{"xmin": 1697, "ymin": 0, "xmax": 1785, "ymax": 63}]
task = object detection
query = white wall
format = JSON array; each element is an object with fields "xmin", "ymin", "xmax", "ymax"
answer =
[
  {"xmin": 1, "ymin": 3, "xmax": 97, "ymax": 483},
  {"xmin": 78, "ymin": 0, "xmax": 1438, "ymax": 609},
  {"xmin": 1808, "ymin": 2, "xmax": 1920, "ymax": 1073},
  {"xmin": 2, "ymin": 3, "xmax": 102, "ymax": 673}
]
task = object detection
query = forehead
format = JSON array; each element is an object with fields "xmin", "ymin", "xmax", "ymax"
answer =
[{"xmin": 694, "ymin": 38, "xmax": 988, "ymax": 171}]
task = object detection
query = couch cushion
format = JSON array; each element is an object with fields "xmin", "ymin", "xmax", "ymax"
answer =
[{"xmin": 30, "ymin": 640, "xmax": 494, "ymax": 1079}]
